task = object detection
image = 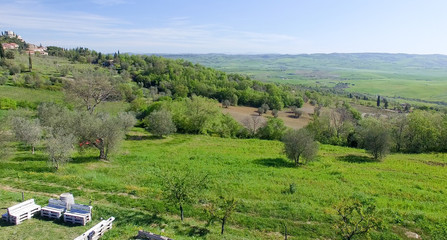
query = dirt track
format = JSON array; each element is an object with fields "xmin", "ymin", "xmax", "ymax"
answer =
[{"xmin": 221, "ymin": 103, "xmax": 314, "ymax": 129}]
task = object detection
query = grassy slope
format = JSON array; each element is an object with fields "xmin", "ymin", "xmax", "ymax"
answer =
[
  {"xmin": 162, "ymin": 53, "xmax": 447, "ymax": 104},
  {"xmin": 1, "ymin": 129, "xmax": 446, "ymax": 239}
]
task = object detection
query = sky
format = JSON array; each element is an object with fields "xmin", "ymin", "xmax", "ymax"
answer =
[{"xmin": 1, "ymin": 0, "xmax": 447, "ymax": 54}]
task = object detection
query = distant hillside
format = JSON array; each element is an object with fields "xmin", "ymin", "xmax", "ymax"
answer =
[{"xmin": 158, "ymin": 53, "xmax": 447, "ymax": 104}]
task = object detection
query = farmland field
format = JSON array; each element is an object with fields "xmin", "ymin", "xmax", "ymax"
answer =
[
  {"xmin": 221, "ymin": 103, "xmax": 314, "ymax": 130},
  {"xmin": 161, "ymin": 53, "xmax": 447, "ymax": 104},
  {"xmin": 1, "ymin": 129, "xmax": 446, "ymax": 239}
]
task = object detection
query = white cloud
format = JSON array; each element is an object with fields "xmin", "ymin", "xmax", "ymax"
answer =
[{"xmin": 0, "ymin": 2, "xmax": 309, "ymax": 53}]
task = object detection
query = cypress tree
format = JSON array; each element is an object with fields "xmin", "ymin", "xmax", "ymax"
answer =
[
  {"xmin": 0, "ymin": 44, "xmax": 4, "ymax": 59},
  {"xmin": 28, "ymin": 52, "xmax": 32, "ymax": 72}
]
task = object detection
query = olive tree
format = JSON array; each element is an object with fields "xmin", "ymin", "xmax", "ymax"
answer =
[
  {"xmin": 358, "ymin": 118, "xmax": 391, "ymax": 160},
  {"xmin": 11, "ymin": 117, "xmax": 42, "ymax": 154},
  {"xmin": 146, "ymin": 109, "xmax": 176, "ymax": 137},
  {"xmin": 65, "ymin": 70, "xmax": 120, "ymax": 114},
  {"xmin": 46, "ymin": 129, "xmax": 76, "ymax": 170},
  {"xmin": 282, "ymin": 129, "xmax": 319, "ymax": 166},
  {"xmin": 76, "ymin": 111, "xmax": 136, "ymax": 160}
]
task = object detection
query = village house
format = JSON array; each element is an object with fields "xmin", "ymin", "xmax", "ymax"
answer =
[{"xmin": 1, "ymin": 43, "xmax": 19, "ymax": 50}]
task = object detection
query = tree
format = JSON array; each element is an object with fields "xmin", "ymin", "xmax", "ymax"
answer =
[
  {"xmin": 222, "ymin": 99, "xmax": 231, "ymax": 108},
  {"xmin": 261, "ymin": 103, "xmax": 269, "ymax": 113},
  {"xmin": 257, "ymin": 107, "xmax": 263, "ymax": 116},
  {"xmin": 146, "ymin": 109, "xmax": 176, "ymax": 137},
  {"xmin": 65, "ymin": 71, "xmax": 119, "ymax": 114},
  {"xmin": 5, "ymin": 51, "xmax": 14, "ymax": 59},
  {"xmin": 383, "ymin": 98, "xmax": 388, "ymax": 109},
  {"xmin": 293, "ymin": 108, "xmax": 303, "ymax": 118},
  {"xmin": 258, "ymin": 118, "xmax": 287, "ymax": 140},
  {"xmin": 358, "ymin": 118, "xmax": 391, "ymax": 160},
  {"xmin": 376, "ymin": 95, "xmax": 380, "ymax": 107},
  {"xmin": 272, "ymin": 109, "xmax": 279, "ymax": 118},
  {"xmin": 335, "ymin": 197, "xmax": 382, "ymax": 240},
  {"xmin": 161, "ymin": 170, "xmax": 208, "ymax": 221},
  {"xmin": 46, "ymin": 129, "xmax": 76, "ymax": 170},
  {"xmin": 0, "ymin": 45, "xmax": 5, "ymax": 59},
  {"xmin": 390, "ymin": 115, "xmax": 408, "ymax": 152},
  {"xmin": 28, "ymin": 52, "xmax": 32, "ymax": 72},
  {"xmin": 205, "ymin": 196, "xmax": 238, "ymax": 235},
  {"xmin": 76, "ymin": 112, "xmax": 136, "ymax": 160},
  {"xmin": 282, "ymin": 129, "xmax": 319, "ymax": 166},
  {"xmin": 243, "ymin": 115, "xmax": 266, "ymax": 136},
  {"xmin": 11, "ymin": 117, "xmax": 42, "ymax": 154}
]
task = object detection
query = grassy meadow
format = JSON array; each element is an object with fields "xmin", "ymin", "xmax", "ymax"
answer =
[{"xmin": 1, "ymin": 128, "xmax": 446, "ymax": 239}]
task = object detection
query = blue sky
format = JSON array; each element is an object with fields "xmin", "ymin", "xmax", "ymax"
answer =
[{"xmin": 1, "ymin": 0, "xmax": 446, "ymax": 54}]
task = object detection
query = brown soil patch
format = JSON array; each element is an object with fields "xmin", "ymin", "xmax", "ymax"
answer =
[{"xmin": 222, "ymin": 103, "xmax": 314, "ymax": 129}]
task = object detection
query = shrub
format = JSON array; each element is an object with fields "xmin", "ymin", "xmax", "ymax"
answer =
[{"xmin": 0, "ymin": 97, "xmax": 17, "ymax": 110}]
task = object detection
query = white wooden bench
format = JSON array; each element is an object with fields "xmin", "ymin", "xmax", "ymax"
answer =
[
  {"xmin": 41, "ymin": 199, "xmax": 68, "ymax": 219},
  {"xmin": 74, "ymin": 217, "xmax": 115, "ymax": 240},
  {"xmin": 63, "ymin": 204, "xmax": 92, "ymax": 226},
  {"xmin": 1, "ymin": 199, "xmax": 41, "ymax": 225}
]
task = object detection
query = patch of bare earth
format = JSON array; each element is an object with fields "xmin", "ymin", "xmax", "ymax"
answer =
[{"xmin": 222, "ymin": 103, "xmax": 314, "ymax": 129}]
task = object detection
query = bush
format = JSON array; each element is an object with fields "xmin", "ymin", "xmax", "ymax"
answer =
[
  {"xmin": 0, "ymin": 74, "xmax": 7, "ymax": 85},
  {"xmin": 0, "ymin": 97, "xmax": 17, "ymax": 110},
  {"xmin": 8, "ymin": 64, "xmax": 20, "ymax": 75}
]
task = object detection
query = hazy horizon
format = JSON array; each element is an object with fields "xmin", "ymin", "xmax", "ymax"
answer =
[{"xmin": 2, "ymin": 0, "xmax": 447, "ymax": 55}]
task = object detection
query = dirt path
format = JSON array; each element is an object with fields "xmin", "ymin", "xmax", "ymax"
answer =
[{"xmin": 222, "ymin": 103, "xmax": 314, "ymax": 129}]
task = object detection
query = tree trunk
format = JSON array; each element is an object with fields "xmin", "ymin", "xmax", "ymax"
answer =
[
  {"xmin": 180, "ymin": 204, "xmax": 184, "ymax": 221},
  {"xmin": 99, "ymin": 147, "xmax": 106, "ymax": 160},
  {"xmin": 221, "ymin": 217, "xmax": 226, "ymax": 235},
  {"xmin": 295, "ymin": 154, "xmax": 300, "ymax": 166},
  {"xmin": 32, "ymin": 146, "xmax": 35, "ymax": 155}
]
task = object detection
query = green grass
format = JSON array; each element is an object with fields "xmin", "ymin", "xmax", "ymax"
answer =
[
  {"xmin": 1, "ymin": 130, "xmax": 446, "ymax": 239},
  {"xmin": 0, "ymin": 85, "xmax": 64, "ymax": 103}
]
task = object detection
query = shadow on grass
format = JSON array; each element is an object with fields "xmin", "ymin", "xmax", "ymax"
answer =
[
  {"xmin": 71, "ymin": 156, "xmax": 99, "ymax": 164},
  {"xmin": 173, "ymin": 223, "xmax": 210, "ymax": 238},
  {"xmin": 338, "ymin": 154, "xmax": 376, "ymax": 163},
  {"xmin": 253, "ymin": 158, "xmax": 295, "ymax": 168},
  {"xmin": 12, "ymin": 154, "xmax": 47, "ymax": 162},
  {"xmin": 126, "ymin": 135, "xmax": 159, "ymax": 141},
  {"xmin": 0, "ymin": 162, "xmax": 55, "ymax": 173}
]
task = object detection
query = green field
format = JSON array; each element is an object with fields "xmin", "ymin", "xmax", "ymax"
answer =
[
  {"xmin": 162, "ymin": 53, "xmax": 447, "ymax": 104},
  {"xmin": 1, "ymin": 129, "xmax": 446, "ymax": 239}
]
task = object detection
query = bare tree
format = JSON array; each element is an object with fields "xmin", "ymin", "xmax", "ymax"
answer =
[
  {"xmin": 335, "ymin": 198, "xmax": 382, "ymax": 240},
  {"xmin": 11, "ymin": 117, "xmax": 42, "ymax": 154},
  {"xmin": 161, "ymin": 170, "xmax": 208, "ymax": 221},
  {"xmin": 65, "ymin": 71, "xmax": 119, "ymax": 114},
  {"xmin": 205, "ymin": 196, "xmax": 238, "ymax": 235},
  {"xmin": 282, "ymin": 129, "xmax": 319, "ymax": 166},
  {"xmin": 243, "ymin": 116, "xmax": 266, "ymax": 136}
]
